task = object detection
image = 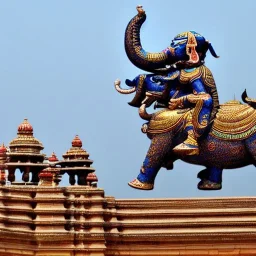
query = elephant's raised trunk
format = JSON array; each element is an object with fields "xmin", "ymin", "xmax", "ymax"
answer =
[
  {"xmin": 139, "ymin": 103, "xmax": 152, "ymax": 120},
  {"xmin": 125, "ymin": 6, "xmax": 169, "ymax": 73},
  {"xmin": 114, "ymin": 79, "xmax": 136, "ymax": 94}
]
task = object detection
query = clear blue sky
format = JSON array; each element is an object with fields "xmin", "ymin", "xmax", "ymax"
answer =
[{"xmin": 0, "ymin": 0, "xmax": 255, "ymax": 198}]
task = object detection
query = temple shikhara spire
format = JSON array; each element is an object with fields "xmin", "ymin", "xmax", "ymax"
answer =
[
  {"xmin": 9, "ymin": 118, "xmax": 44, "ymax": 160},
  {"xmin": 63, "ymin": 135, "xmax": 89, "ymax": 160},
  {"xmin": 48, "ymin": 151, "xmax": 58, "ymax": 162},
  {"xmin": 7, "ymin": 119, "xmax": 45, "ymax": 183}
]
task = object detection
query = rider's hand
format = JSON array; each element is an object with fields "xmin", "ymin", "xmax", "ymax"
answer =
[
  {"xmin": 169, "ymin": 99, "xmax": 179, "ymax": 110},
  {"xmin": 168, "ymin": 97, "xmax": 185, "ymax": 110}
]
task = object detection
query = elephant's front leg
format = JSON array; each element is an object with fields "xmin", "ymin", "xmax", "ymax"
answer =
[
  {"xmin": 128, "ymin": 132, "xmax": 173, "ymax": 190},
  {"xmin": 197, "ymin": 167, "xmax": 223, "ymax": 190}
]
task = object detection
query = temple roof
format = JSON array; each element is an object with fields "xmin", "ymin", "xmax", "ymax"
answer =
[
  {"xmin": 18, "ymin": 118, "xmax": 33, "ymax": 134},
  {"xmin": 48, "ymin": 152, "xmax": 59, "ymax": 162},
  {"xmin": 8, "ymin": 119, "xmax": 44, "ymax": 159},
  {"xmin": 62, "ymin": 135, "xmax": 89, "ymax": 160},
  {"xmin": 86, "ymin": 172, "xmax": 98, "ymax": 182}
]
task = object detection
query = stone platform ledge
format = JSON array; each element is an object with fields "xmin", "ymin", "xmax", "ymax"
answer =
[{"xmin": 1, "ymin": 185, "xmax": 256, "ymax": 255}]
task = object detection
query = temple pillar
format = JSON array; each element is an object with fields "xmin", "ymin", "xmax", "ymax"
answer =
[
  {"xmin": 7, "ymin": 167, "xmax": 16, "ymax": 183},
  {"xmin": 21, "ymin": 166, "xmax": 30, "ymax": 182}
]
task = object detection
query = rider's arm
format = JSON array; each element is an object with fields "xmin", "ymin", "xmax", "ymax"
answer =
[
  {"xmin": 187, "ymin": 79, "xmax": 212, "ymax": 104},
  {"xmin": 169, "ymin": 79, "xmax": 212, "ymax": 110},
  {"xmin": 191, "ymin": 79, "xmax": 207, "ymax": 94}
]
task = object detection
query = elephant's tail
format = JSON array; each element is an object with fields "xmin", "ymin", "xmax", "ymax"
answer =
[{"xmin": 242, "ymin": 90, "xmax": 256, "ymax": 108}]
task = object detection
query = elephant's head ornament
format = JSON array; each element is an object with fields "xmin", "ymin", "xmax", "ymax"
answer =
[{"xmin": 167, "ymin": 31, "xmax": 219, "ymax": 66}]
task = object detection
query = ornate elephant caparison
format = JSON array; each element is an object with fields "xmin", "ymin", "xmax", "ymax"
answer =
[{"xmin": 115, "ymin": 6, "xmax": 256, "ymax": 190}]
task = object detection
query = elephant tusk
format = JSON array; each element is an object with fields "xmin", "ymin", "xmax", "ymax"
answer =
[
  {"xmin": 114, "ymin": 79, "xmax": 136, "ymax": 94},
  {"xmin": 139, "ymin": 103, "xmax": 152, "ymax": 120}
]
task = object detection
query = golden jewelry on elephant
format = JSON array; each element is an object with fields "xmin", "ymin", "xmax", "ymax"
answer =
[{"xmin": 211, "ymin": 100, "xmax": 256, "ymax": 140}]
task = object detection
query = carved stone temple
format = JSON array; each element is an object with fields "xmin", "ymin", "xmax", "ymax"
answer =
[{"xmin": 0, "ymin": 119, "xmax": 256, "ymax": 256}]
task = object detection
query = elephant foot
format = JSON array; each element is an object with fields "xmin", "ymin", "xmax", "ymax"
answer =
[
  {"xmin": 128, "ymin": 179, "xmax": 154, "ymax": 190},
  {"xmin": 198, "ymin": 180, "xmax": 222, "ymax": 190},
  {"xmin": 197, "ymin": 169, "xmax": 209, "ymax": 180}
]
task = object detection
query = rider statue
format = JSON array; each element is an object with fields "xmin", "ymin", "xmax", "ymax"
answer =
[{"xmin": 124, "ymin": 6, "xmax": 219, "ymax": 156}]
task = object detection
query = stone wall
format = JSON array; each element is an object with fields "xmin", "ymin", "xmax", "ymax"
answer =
[{"xmin": 1, "ymin": 185, "xmax": 256, "ymax": 256}]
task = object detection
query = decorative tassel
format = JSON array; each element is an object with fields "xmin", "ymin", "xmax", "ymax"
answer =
[{"xmin": 186, "ymin": 32, "xmax": 199, "ymax": 64}]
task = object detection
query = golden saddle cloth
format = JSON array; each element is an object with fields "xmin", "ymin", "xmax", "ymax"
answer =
[
  {"xmin": 147, "ymin": 109, "xmax": 188, "ymax": 135},
  {"xmin": 147, "ymin": 100, "xmax": 256, "ymax": 141},
  {"xmin": 211, "ymin": 100, "xmax": 256, "ymax": 140}
]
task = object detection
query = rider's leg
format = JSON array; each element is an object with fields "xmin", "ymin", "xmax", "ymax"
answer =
[
  {"xmin": 192, "ymin": 94, "xmax": 213, "ymax": 137},
  {"xmin": 173, "ymin": 94, "xmax": 213, "ymax": 155},
  {"xmin": 128, "ymin": 132, "xmax": 173, "ymax": 190}
]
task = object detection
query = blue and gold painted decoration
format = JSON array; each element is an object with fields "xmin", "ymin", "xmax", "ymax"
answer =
[{"xmin": 115, "ymin": 5, "xmax": 256, "ymax": 192}]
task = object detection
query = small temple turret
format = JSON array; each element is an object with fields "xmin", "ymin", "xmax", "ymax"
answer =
[
  {"xmin": 38, "ymin": 152, "xmax": 60, "ymax": 186},
  {"xmin": 48, "ymin": 152, "xmax": 59, "ymax": 162},
  {"xmin": 7, "ymin": 119, "xmax": 47, "ymax": 183},
  {"xmin": 86, "ymin": 172, "xmax": 98, "ymax": 187},
  {"xmin": 9, "ymin": 118, "xmax": 44, "ymax": 162},
  {"xmin": 59, "ymin": 135, "xmax": 96, "ymax": 185},
  {"xmin": 62, "ymin": 135, "xmax": 89, "ymax": 160}
]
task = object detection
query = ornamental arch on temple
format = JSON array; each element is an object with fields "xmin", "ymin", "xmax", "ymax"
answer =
[{"xmin": 0, "ymin": 118, "xmax": 256, "ymax": 256}]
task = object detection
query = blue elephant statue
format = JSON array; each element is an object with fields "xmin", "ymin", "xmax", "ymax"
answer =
[{"xmin": 115, "ymin": 6, "xmax": 256, "ymax": 190}]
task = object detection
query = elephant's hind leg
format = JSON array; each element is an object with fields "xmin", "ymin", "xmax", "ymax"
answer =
[
  {"xmin": 198, "ymin": 167, "xmax": 223, "ymax": 190},
  {"xmin": 128, "ymin": 132, "xmax": 173, "ymax": 190}
]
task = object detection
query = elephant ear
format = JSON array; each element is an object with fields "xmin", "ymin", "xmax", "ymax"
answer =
[{"xmin": 124, "ymin": 6, "xmax": 169, "ymax": 73}]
